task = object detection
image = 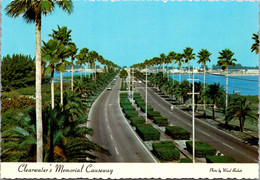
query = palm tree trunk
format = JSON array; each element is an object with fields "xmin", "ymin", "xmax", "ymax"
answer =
[
  {"xmin": 172, "ymin": 60, "xmax": 174, "ymax": 86},
  {"xmin": 60, "ymin": 71, "xmax": 63, "ymax": 105},
  {"xmin": 226, "ymin": 66, "xmax": 228, "ymax": 108},
  {"xmin": 95, "ymin": 61, "xmax": 97, "ymax": 81},
  {"xmin": 203, "ymin": 64, "xmax": 206, "ymax": 117},
  {"xmin": 188, "ymin": 60, "xmax": 190, "ymax": 85},
  {"xmin": 239, "ymin": 117, "xmax": 243, "ymax": 132},
  {"xmin": 179, "ymin": 65, "xmax": 181, "ymax": 84},
  {"xmin": 80, "ymin": 65, "xmax": 83, "ymax": 80},
  {"xmin": 166, "ymin": 63, "xmax": 169, "ymax": 80},
  {"xmin": 51, "ymin": 73, "xmax": 55, "ymax": 109},
  {"xmin": 35, "ymin": 15, "xmax": 43, "ymax": 162},
  {"xmin": 71, "ymin": 63, "xmax": 74, "ymax": 91},
  {"xmin": 212, "ymin": 105, "xmax": 215, "ymax": 120},
  {"xmin": 85, "ymin": 64, "xmax": 87, "ymax": 77}
]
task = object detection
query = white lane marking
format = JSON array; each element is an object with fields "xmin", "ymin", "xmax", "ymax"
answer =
[
  {"xmin": 110, "ymin": 134, "xmax": 114, "ymax": 140},
  {"xmin": 115, "ymin": 147, "xmax": 119, "ymax": 155},
  {"xmin": 222, "ymin": 142, "xmax": 235, "ymax": 150},
  {"xmin": 117, "ymin": 92, "xmax": 159, "ymax": 163}
]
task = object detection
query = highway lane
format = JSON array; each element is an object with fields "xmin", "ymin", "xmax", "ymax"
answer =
[
  {"xmin": 136, "ymin": 82, "xmax": 258, "ymax": 163},
  {"xmin": 88, "ymin": 78, "xmax": 157, "ymax": 162}
]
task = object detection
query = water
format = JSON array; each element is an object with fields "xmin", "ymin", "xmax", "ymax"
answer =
[
  {"xmin": 168, "ymin": 74, "xmax": 259, "ymax": 96},
  {"xmin": 54, "ymin": 71, "xmax": 91, "ymax": 78}
]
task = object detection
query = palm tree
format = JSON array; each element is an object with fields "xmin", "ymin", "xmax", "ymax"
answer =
[
  {"xmin": 160, "ymin": 53, "xmax": 166, "ymax": 73},
  {"xmin": 183, "ymin": 47, "xmax": 195, "ymax": 84},
  {"xmin": 217, "ymin": 49, "xmax": 237, "ymax": 108},
  {"xmin": 49, "ymin": 25, "xmax": 73, "ymax": 106},
  {"xmin": 168, "ymin": 51, "xmax": 176, "ymax": 86},
  {"xmin": 225, "ymin": 97, "xmax": 257, "ymax": 132},
  {"xmin": 67, "ymin": 43, "xmax": 78, "ymax": 91},
  {"xmin": 42, "ymin": 39, "xmax": 67, "ymax": 109},
  {"xmin": 197, "ymin": 49, "xmax": 211, "ymax": 116},
  {"xmin": 205, "ymin": 83, "xmax": 225, "ymax": 120},
  {"xmin": 76, "ymin": 48, "xmax": 89, "ymax": 80},
  {"xmin": 88, "ymin": 51, "xmax": 98, "ymax": 81},
  {"xmin": 194, "ymin": 81, "xmax": 203, "ymax": 111},
  {"xmin": 251, "ymin": 32, "xmax": 259, "ymax": 54},
  {"xmin": 175, "ymin": 53, "xmax": 184, "ymax": 84},
  {"xmin": 5, "ymin": 0, "xmax": 73, "ymax": 162}
]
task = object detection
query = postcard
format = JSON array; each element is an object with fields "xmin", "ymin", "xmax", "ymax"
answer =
[{"xmin": 1, "ymin": 0, "xmax": 259, "ymax": 179}]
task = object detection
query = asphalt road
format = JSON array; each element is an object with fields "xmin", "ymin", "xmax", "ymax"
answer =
[
  {"xmin": 136, "ymin": 82, "xmax": 258, "ymax": 163},
  {"xmin": 88, "ymin": 78, "xmax": 157, "ymax": 162}
]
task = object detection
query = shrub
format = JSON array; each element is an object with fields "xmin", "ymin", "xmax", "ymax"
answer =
[
  {"xmin": 166, "ymin": 126, "xmax": 190, "ymax": 140},
  {"xmin": 147, "ymin": 111, "xmax": 161, "ymax": 119},
  {"xmin": 152, "ymin": 141, "xmax": 180, "ymax": 161},
  {"xmin": 139, "ymin": 105, "xmax": 154, "ymax": 112},
  {"xmin": 136, "ymin": 123, "xmax": 160, "ymax": 141},
  {"xmin": 133, "ymin": 96, "xmax": 142, "ymax": 100},
  {"xmin": 153, "ymin": 117, "xmax": 169, "ymax": 126},
  {"xmin": 124, "ymin": 110, "xmax": 138, "ymax": 119},
  {"xmin": 179, "ymin": 158, "xmax": 193, "ymax": 163},
  {"xmin": 186, "ymin": 141, "xmax": 216, "ymax": 158},
  {"xmin": 121, "ymin": 105, "xmax": 135, "ymax": 112},
  {"xmin": 206, "ymin": 156, "xmax": 236, "ymax": 163},
  {"xmin": 152, "ymin": 141, "xmax": 176, "ymax": 149},
  {"xmin": 120, "ymin": 92, "xmax": 128, "ymax": 98},
  {"xmin": 136, "ymin": 101, "xmax": 146, "ymax": 107},
  {"xmin": 135, "ymin": 98, "xmax": 145, "ymax": 103},
  {"xmin": 129, "ymin": 116, "xmax": 145, "ymax": 126},
  {"xmin": 133, "ymin": 92, "xmax": 141, "ymax": 97},
  {"xmin": 1, "ymin": 97, "xmax": 35, "ymax": 113}
]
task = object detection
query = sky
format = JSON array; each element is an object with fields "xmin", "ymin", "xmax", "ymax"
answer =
[{"xmin": 1, "ymin": 0, "xmax": 259, "ymax": 68}]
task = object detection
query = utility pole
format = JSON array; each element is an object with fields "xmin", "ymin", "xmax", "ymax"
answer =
[
  {"xmin": 188, "ymin": 67, "xmax": 199, "ymax": 163},
  {"xmin": 145, "ymin": 65, "xmax": 148, "ymax": 123}
]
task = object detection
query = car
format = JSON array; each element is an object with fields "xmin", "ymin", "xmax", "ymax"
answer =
[
  {"xmin": 138, "ymin": 80, "xmax": 142, "ymax": 84},
  {"xmin": 111, "ymin": 81, "xmax": 115, "ymax": 85},
  {"xmin": 107, "ymin": 86, "xmax": 112, "ymax": 90}
]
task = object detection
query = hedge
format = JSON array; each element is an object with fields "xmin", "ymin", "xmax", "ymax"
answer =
[
  {"xmin": 165, "ymin": 126, "xmax": 190, "ymax": 140},
  {"xmin": 153, "ymin": 117, "xmax": 169, "ymax": 126},
  {"xmin": 206, "ymin": 156, "xmax": 236, "ymax": 163},
  {"xmin": 129, "ymin": 116, "xmax": 145, "ymax": 126},
  {"xmin": 124, "ymin": 110, "xmax": 138, "ymax": 119},
  {"xmin": 121, "ymin": 105, "xmax": 135, "ymax": 113},
  {"xmin": 147, "ymin": 111, "xmax": 161, "ymax": 119},
  {"xmin": 121, "ymin": 105, "xmax": 135, "ymax": 111},
  {"xmin": 186, "ymin": 141, "xmax": 216, "ymax": 158},
  {"xmin": 134, "ymin": 96, "xmax": 143, "ymax": 101},
  {"xmin": 136, "ymin": 123, "xmax": 160, "ymax": 141},
  {"xmin": 136, "ymin": 101, "xmax": 146, "ymax": 107},
  {"xmin": 179, "ymin": 158, "xmax": 193, "ymax": 163},
  {"xmin": 152, "ymin": 141, "xmax": 176, "ymax": 149},
  {"xmin": 139, "ymin": 105, "xmax": 154, "ymax": 112},
  {"xmin": 133, "ymin": 92, "xmax": 141, "ymax": 98},
  {"xmin": 152, "ymin": 141, "xmax": 180, "ymax": 161},
  {"xmin": 120, "ymin": 92, "xmax": 128, "ymax": 98}
]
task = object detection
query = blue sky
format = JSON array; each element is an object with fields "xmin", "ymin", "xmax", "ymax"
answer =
[{"xmin": 1, "ymin": 1, "xmax": 259, "ymax": 67}]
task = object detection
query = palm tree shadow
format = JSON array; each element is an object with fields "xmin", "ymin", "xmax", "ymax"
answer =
[
  {"xmin": 195, "ymin": 114, "xmax": 212, "ymax": 119},
  {"xmin": 217, "ymin": 123, "xmax": 240, "ymax": 131},
  {"xmin": 243, "ymin": 137, "xmax": 259, "ymax": 146}
]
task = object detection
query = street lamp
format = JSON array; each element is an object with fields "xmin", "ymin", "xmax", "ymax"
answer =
[{"xmin": 188, "ymin": 67, "xmax": 199, "ymax": 163}]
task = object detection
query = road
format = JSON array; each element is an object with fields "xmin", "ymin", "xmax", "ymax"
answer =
[
  {"xmin": 88, "ymin": 78, "xmax": 157, "ymax": 162},
  {"xmin": 136, "ymin": 82, "xmax": 258, "ymax": 163}
]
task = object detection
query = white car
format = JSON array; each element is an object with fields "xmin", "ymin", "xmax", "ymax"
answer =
[
  {"xmin": 107, "ymin": 86, "xmax": 112, "ymax": 90},
  {"xmin": 138, "ymin": 80, "xmax": 142, "ymax": 84}
]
